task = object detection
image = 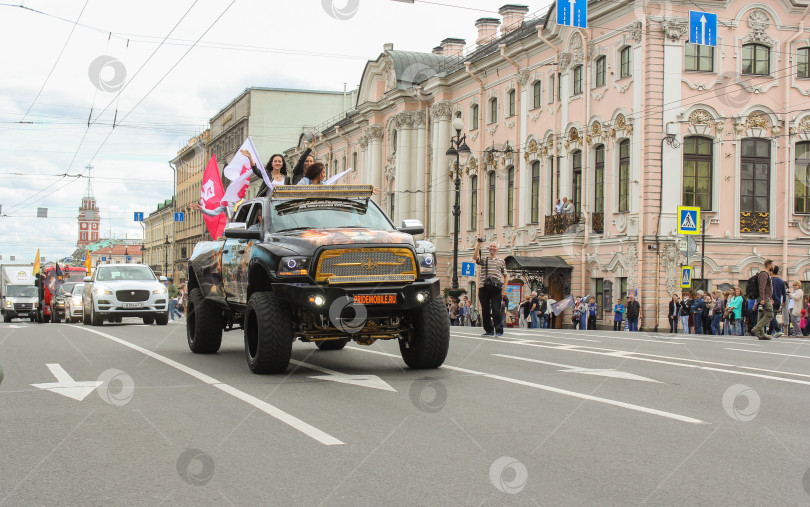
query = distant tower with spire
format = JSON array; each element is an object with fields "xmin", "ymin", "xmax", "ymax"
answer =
[{"xmin": 77, "ymin": 164, "xmax": 100, "ymax": 248}]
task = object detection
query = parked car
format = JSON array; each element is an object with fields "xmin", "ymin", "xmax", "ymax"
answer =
[{"xmin": 82, "ymin": 264, "xmax": 169, "ymax": 326}]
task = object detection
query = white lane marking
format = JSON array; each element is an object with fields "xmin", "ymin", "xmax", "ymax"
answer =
[
  {"xmin": 725, "ymin": 348, "xmax": 810, "ymax": 365},
  {"xmin": 503, "ymin": 328, "xmax": 685, "ymax": 345},
  {"xmin": 347, "ymin": 347, "xmax": 705, "ymax": 424},
  {"xmin": 452, "ymin": 334, "xmax": 810, "ymax": 386},
  {"xmin": 289, "ymin": 359, "xmax": 396, "ymax": 392},
  {"xmin": 77, "ymin": 327, "xmax": 344, "ymax": 446},
  {"xmin": 493, "ymin": 354, "xmax": 662, "ymax": 383},
  {"xmin": 30, "ymin": 363, "xmax": 103, "ymax": 401}
]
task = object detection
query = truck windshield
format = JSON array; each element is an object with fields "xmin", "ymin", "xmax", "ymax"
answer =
[
  {"xmin": 95, "ymin": 265, "xmax": 156, "ymax": 282},
  {"xmin": 271, "ymin": 199, "xmax": 395, "ymax": 232},
  {"xmin": 6, "ymin": 285, "xmax": 37, "ymax": 297}
]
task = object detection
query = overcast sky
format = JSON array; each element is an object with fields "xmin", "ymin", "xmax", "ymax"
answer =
[{"xmin": 0, "ymin": 0, "xmax": 552, "ymax": 263}]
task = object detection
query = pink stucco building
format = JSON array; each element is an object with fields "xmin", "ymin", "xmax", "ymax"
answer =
[{"xmin": 283, "ymin": 2, "xmax": 810, "ymax": 329}]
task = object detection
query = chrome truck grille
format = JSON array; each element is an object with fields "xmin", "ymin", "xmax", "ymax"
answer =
[{"xmin": 315, "ymin": 248, "xmax": 417, "ymax": 284}]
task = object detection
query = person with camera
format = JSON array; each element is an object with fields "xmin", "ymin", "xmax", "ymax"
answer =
[{"xmin": 473, "ymin": 239, "xmax": 508, "ymax": 336}]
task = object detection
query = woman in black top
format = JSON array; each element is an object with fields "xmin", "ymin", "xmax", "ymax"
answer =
[{"xmin": 668, "ymin": 294, "xmax": 680, "ymax": 333}]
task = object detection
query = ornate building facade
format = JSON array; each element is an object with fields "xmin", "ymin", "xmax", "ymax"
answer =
[
  {"xmin": 172, "ymin": 130, "xmax": 209, "ymax": 276},
  {"xmin": 283, "ymin": 2, "xmax": 810, "ymax": 329}
]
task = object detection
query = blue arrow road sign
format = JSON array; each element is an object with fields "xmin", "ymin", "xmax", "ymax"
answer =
[
  {"xmin": 174, "ymin": 212, "xmax": 184, "ymax": 222},
  {"xmin": 689, "ymin": 11, "xmax": 717, "ymax": 47},
  {"xmin": 101, "ymin": 256, "xmax": 106, "ymax": 262},
  {"xmin": 461, "ymin": 262, "xmax": 475, "ymax": 277},
  {"xmin": 557, "ymin": 0, "xmax": 587, "ymax": 28},
  {"xmin": 134, "ymin": 212, "xmax": 144, "ymax": 222}
]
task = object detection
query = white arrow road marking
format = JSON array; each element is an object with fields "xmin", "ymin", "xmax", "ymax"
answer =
[
  {"xmin": 493, "ymin": 354, "xmax": 662, "ymax": 383},
  {"xmin": 290, "ymin": 359, "xmax": 396, "ymax": 392},
  {"xmin": 77, "ymin": 327, "xmax": 343, "ymax": 446},
  {"xmin": 348, "ymin": 347, "xmax": 705, "ymax": 424},
  {"xmin": 6, "ymin": 325, "xmax": 28, "ymax": 329},
  {"xmin": 30, "ymin": 363, "xmax": 103, "ymax": 401}
]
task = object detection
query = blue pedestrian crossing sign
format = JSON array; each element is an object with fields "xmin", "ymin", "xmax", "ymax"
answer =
[
  {"xmin": 681, "ymin": 266, "xmax": 693, "ymax": 288},
  {"xmin": 557, "ymin": 0, "xmax": 587, "ymax": 28},
  {"xmin": 689, "ymin": 10, "xmax": 717, "ymax": 47},
  {"xmin": 677, "ymin": 206, "xmax": 700, "ymax": 235},
  {"xmin": 133, "ymin": 212, "xmax": 144, "ymax": 222},
  {"xmin": 174, "ymin": 212, "xmax": 184, "ymax": 222},
  {"xmin": 461, "ymin": 262, "xmax": 475, "ymax": 277}
]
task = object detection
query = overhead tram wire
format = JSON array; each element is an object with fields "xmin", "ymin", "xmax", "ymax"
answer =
[{"xmin": 18, "ymin": 0, "xmax": 89, "ymax": 123}]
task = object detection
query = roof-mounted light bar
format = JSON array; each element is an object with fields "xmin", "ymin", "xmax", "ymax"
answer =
[{"xmin": 271, "ymin": 184, "xmax": 374, "ymax": 199}]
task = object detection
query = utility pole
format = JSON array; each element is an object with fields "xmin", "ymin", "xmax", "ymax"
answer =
[{"xmin": 700, "ymin": 218, "xmax": 706, "ymax": 291}]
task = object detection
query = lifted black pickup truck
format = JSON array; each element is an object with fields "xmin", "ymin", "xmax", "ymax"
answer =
[{"xmin": 186, "ymin": 184, "xmax": 449, "ymax": 374}]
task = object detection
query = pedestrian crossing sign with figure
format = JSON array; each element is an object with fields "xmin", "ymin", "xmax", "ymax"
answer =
[
  {"xmin": 677, "ymin": 206, "xmax": 700, "ymax": 235},
  {"xmin": 681, "ymin": 266, "xmax": 693, "ymax": 288}
]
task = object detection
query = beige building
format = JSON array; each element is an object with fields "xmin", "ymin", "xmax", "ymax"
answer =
[
  {"xmin": 208, "ymin": 87, "xmax": 351, "ymax": 197},
  {"xmin": 143, "ymin": 198, "xmax": 175, "ymax": 277},
  {"xmin": 171, "ymin": 130, "xmax": 209, "ymax": 276}
]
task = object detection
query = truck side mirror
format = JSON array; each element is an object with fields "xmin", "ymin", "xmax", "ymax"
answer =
[
  {"xmin": 83, "ymin": 276, "xmax": 91, "ymax": 283},
  {"xmin": 398, "ymin": 219, "xmax": 424, "ymax": 235}
]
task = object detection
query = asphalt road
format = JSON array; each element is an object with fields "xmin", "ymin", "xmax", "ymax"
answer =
[{"xmin": 2, "ymin": 317, "xmax": 810, "ymax": 506}]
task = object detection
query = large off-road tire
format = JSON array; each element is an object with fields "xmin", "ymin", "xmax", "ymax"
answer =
[
  {"xmin": 90, "ymin": 303, "xmax": 103, "ymax": 326},
  {"xmin": 186, "ymin": 288, "xmax": 223, "ymax": 354},
  {"xmin": 82, "ymin": 306, "xmax": 90, "ymax": 325},
  {"xmin": 142, "ymin": 316, "xmax": 155, "ymax": 325},
  {"xmin": 315, "ymin": 338, "xmax": 349, "ymax": 350},
  {"xmin": 3, "ymin": 314, "xmax": 11, "ymax": 323},
  {"xmin": 52, "ymin": 308, "xmax": 61, "ymax": 324},
  {"xmin": 155, "ymin": 312, "xmax": 169, "ymax": 326},
  {"xmin": 244, "ymin": 292, "xmax": 293, "ymax": 374},
  {"xmin": 400, "ymin": 297, "xmax": 450, "ymax": 369}
]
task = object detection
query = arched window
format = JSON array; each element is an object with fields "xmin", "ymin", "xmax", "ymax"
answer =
[
  {"xmin": 742, "ymin": 44, "xmax": 770, "ymax": 75},
  {"xmin": 741, "ymin": 138, "xmax": 771, "ymax": 213},
  {"xmin": 794, "ymin": 141, "xmax": 810, "ymax": 213},
  {"xmin": 595, "ymin": 56, "xmax": 606, "ymax": 88},
  {"xmin": 333, "ymin": 158, "xmax": 338, "ymax": 176},
  {"xmin": 531, "ymin": 161, "xmax": 540, "ymax": 223},
  {"xmin": 392, "ymin": 130, "xmax": 397, "ymax": 154},
  {"xmin": 618, "ymin": 140, "xmax": 630, "ymax": 212},
  {"xmin": 683, "ymin": 136, "xmax": 713, "ymax": 210},
  {"xmin": 489, "ymin": 98, "xmax": 498, "ymax": 123},
  {"xmin": 620, "ymin": 46, "xmax": 632, "ymax": 78},
  {"xmin": 471, "ymin": 104, "xmax": 479, "ymax": 130},
  {"xmin": 573, "ymin": 65, "xmax": 583, "ymax": 95},
  {"xmin": 508, "ymin": 90, "xmax": 516, "ymax": 116},
  {"xmin": 572, "ymin": 150, "xmax": 582, "ymax": 215},
  {"xmin": 549, "ymin": 74, "xmax": 555, "ymax": 102},
  {"xmin": 594, "ymin": 145, "xmax": 605, "ymax": 213},
  {"xmin": 341, "ymin": 155, "xmax": 346, "ymax": 173},
  {"xmin": 798, "ymin": 48, "xmax": 810, "ymax": 79},
  {"xmin": 532, "ymin": 81, "xmax": 542, "ymax": 108},
  {"xmin": 506, "ymin": 166, "xmax": 515, "ymax": 226},
  {"xmin": 470, "ymin": 176, "xmax": 478, "ymax": 229},
  {"xmin": 352, "ymin": 152, "xmax": 357, "ymax": 171},
  {"xmin": 488, "ymin": 171, "xmax": 496, "ymax": 228}
]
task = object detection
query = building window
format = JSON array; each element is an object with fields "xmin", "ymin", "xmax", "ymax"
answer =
[
  {"xmin": 532, "ymin": 81, "xmax": 542, "ymax": 108},
  {"xmin": 488, "ymin": 172, "xmax": 496, "ymax": 228},
  {"xmin": 572, "ymin": 150, "xmax": 582, "ymax": 215},
  {"xmin": 81, "ymin": 232, "xmax": 87, "ymax": 241},
  {"xmin": 557, "ymin": 72, "xmax": 562, "ymax": 100},
  {"xmin": 799, "ymin": 48, "xmax": 810, "ymax": 79},
  {"xmin": 489, "ymin": 98, "xmax": 498, "ymax": 123},
  {"xmin": 594, "ymin": 145, "xmax": 605, "ymax": 213},
  {"xmin": 470, "ymin": 176, "xmax": 478, "ymax": 229},
  {"xmin": 618, "ymin": 140, "xmax": 630, "ymax": 212},
  {"xmin": 742, "ymin": 44, "xmax": 770, "ymax": 75},
  {"xmin": 506, "ymin": 167, "xmax": 514, "ymax": 226},
  {"xmin": 619, "ymin": 277, "xmax": 628, "ymax": 301},
  {"xmin": 573, "ymin": 65, "xmax": 583, "ymax": 95},
  {"xmin": 392, "ymin": 130, "xmax": 397, "ymax": 154},
  {"xmin": 389, "ymin": 192, "xmax": 395, "ymax": 217},
  {"xmin": 341, "ymin": 155, "xmax": 346, "ymax": 173},
  {"xmin": 531, "ymin": 161, "xmax": 540, "ymax": 223},
  {"xmin": 595, "ymin": 56, "xmax": 606, "ymax": 87},
  {"xmin": 352, "ymin": 152, "xmax": 357, "ymax": 171},
  {"xmin": 594, "ymin": 278, "xmax": 604, "ymax": 319},
  {"xmin": 741, "ymin": 138, "xmax": 771, "ymax": 213},
  {"xmin": 795, "ymin": 142, "xmax": 810, "ymax": 213},
  {"xmin": 472, "ymin": 104, "xmax": 479, "ymax": 130},
  {"xmin": 685, "ymin": 43, "xmax": 714, "ymax": 72},
  {"xmin": 683, "ymin": 136, "xmax": 713, "ymax": 210},
  {"xmin": 620, "ymin": 46, "xmax": 632, "ymax": 78},
  {"xmin": 508, "ymin": 90, "xmax": 516, "ymax": 117},
  {"xmin": 549, "ymin": 74, "xmax": 555, "ymax": 102}
]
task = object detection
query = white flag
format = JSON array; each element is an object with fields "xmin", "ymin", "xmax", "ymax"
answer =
[
  {"xmin": 222, "ymin": 136, "xmax": 270, "ymax": 188},
  {"xmin": 324, "ymin": 168, "xmax": 352, "ymax": 185}
]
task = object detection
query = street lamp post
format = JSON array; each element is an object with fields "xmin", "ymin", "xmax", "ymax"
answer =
[
  {"xmin": 164, "ymin": 235, "xmax": 169, "ymax": 277},
  {"xmin": 445, "ymin": 117, "xmax": 471, "ymax": 290}
]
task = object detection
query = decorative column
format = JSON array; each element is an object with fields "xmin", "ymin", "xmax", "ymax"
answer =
[
  {"xmin": 414, "ymin": 111, "xmax": 427, "ymax": 229},
  {"xmin": 430, "ymin": 101, "xmax": 453, "ymax": 240},
  {"xmin": 367, "ymin": 125, "xmax": 384, "ymax": 193},
  {"xmin": 394, "ymin": 112, "xmax": 414, "ymax": 224}
]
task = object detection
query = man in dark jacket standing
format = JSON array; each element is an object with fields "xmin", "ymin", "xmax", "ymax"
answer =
[
  {"xmin": 691, "ymin": 290, "xmax": 706, "ymax": 335},
  {"xmin": 751, "ymin": 259, "xmax": 774, "ymax": 340},
  {"xmin": 626, "ymin": 293, "xmax": 641, "ymax": 331},
  {"xmin": 768, "ymin": 265, "xmax": 786, "ymax": 337}
]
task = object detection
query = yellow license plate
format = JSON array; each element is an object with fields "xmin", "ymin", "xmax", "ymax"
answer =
[{"xmin": 353, "ymin": 294, "xmax": 397, "ymax": 305}]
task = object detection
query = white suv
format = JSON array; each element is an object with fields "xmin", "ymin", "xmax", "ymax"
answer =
[{"xmin": 82, "ymin": 264, "xmax": 170, "ymax": 326}]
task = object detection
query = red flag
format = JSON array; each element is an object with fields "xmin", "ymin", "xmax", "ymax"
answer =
[{"xmin": 201, "ymin": 154, "xmax": 227, "ymax": 239}]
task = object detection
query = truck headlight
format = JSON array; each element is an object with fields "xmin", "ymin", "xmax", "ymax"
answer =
[
  {"xmin": 279, "ymin": 256, "xmax": 310, "ymax": 277},
  {"xmin": 417, "ymin": 253, "xmax": 436, "ymax": 276},
  {"xmin": 5, "ymin": 301, "xmax": 11, "ymax": 308}
]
